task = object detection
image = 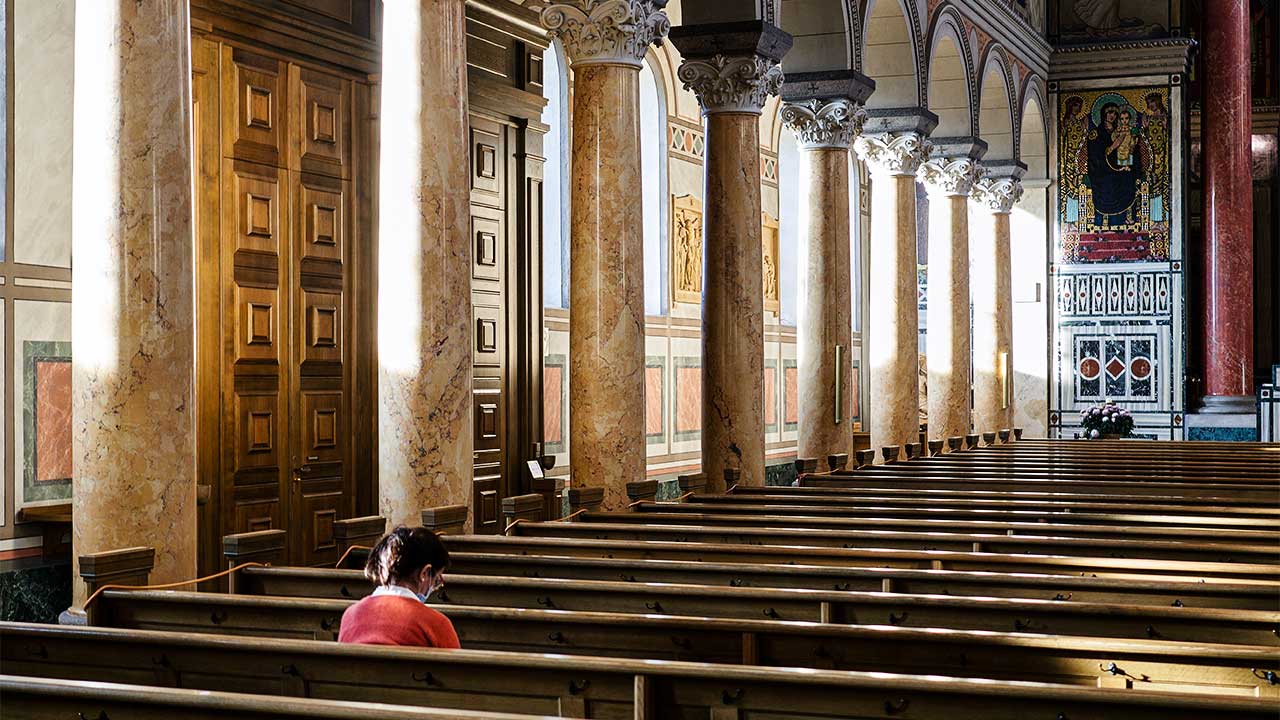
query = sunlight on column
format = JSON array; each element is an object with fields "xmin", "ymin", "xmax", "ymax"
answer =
[
  {"xmin": 377, "ymin": 1, "xmax": 424, "ymax": 376},
  {"xmin": 71, "ymin": 0, "xmax": 121, "ymax": 372}
]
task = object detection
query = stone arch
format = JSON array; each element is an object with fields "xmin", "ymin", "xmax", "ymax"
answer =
[
  {"xmin": 1018, "ymin": 76, "xmax": 1049, "ymax": 180},
  {"xmin": 976, "ymin": 45, "xmax": 1015, "ymax": 160},
  {"xmin": 924, "ymin": 6, "xmax": 975, "ymax": 138},
  {"xmin": 861, "ymin": 0, "xmax": 923, "ymax": 109},
  {"xmin": 778, "ymin": 0, "xmax": 856, "ymax": 72}
]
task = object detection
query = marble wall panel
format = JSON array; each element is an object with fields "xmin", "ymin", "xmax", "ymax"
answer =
[
  {"xmin": 645, "ymin": 358, "xmax": 665, "ymax": 444},
  {"xmin": 14, "ymin": 301, "xmax": 71, "ymax": 507}
]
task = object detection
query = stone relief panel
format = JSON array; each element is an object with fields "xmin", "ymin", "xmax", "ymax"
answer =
[
  {"xmin": 762, "ymin": 212, "xmax": 780, "ymax": 314},
  {"xmin": 670, "ymin": 194, "xmax": 703, "ymax": 305}
]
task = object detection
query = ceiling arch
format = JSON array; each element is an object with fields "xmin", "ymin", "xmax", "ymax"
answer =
[
  {"xmin": 1018, "ymin": 77, "xmax": 1048, "ymax": 179},
  {"xmin": 777, "ymin": 0, "xmax": 855, "ymax": 72},
  {"xmin": 976, "ymin": 45, "xmax": 1015, "ymax": 161},
  {"xmin": 861, "ymin": 0, "xmax": 922, "ymax": 109},
  {"xmin": 924, "ymin": 8, "xmax": 974, "ymax": 138}
]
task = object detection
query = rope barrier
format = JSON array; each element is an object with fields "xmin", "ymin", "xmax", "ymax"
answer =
[
  {"xmin": 83, "ymin": 561, "xmax": 269, "ymax": 611},
  {"xmin": 334, "ymin": 544, "xmax": 372, "ymax": 569},
  {"xmin": 504, "ymin": 517, "xmax": 526, "ymax": 534},
  {"xmin": 557, "ymin": 509, "xmax": 588, "ymax": 522}
]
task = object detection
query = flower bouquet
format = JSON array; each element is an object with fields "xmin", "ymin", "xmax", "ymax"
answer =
[{"xmin": 1079, "ymin": 401, "xmax": 1134, "ymax": 439}]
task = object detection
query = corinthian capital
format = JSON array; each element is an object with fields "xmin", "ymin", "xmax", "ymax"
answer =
[
  {"xmin": 971, "ymin": 176, "xmax": 1024, "ymax": 214},
  {"xmin": 537, "ymin": 0, "xmax": 670, "ymax": 67},
  {"xmin": 780, "ymin": 98, "xmax": 866, "ymax": 150},
  {"xmin": 677, "ymin": 54, "xmax": 784, "ymax": 115},
  {"xmin": 918, "ymin": 157, "xmax": 985, "ymax": 197},
  {"xmin": 852, "ymin": 132, "xmax": 932, "ymax": 177}
]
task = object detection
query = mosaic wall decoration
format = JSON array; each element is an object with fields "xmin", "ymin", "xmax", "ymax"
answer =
[
  {"xmin": 1058, "ymin": 86, "xmax": 1171, "ymax": 264},
  {"xmin": 668, "ymin": 121, "xmax": 704, "ymax": 161},
  {"xmin": 1050, "ymin": 80, "xmax": 1184, "ymax": 439},
  {"xmin": 22, "ymin": 341, "xmax": 71, "ymax": 504}
]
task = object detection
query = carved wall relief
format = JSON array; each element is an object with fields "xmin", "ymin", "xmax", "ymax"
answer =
[
  {"xmin": 671, "ymin": 194, "xmax": 703, "ymax": 305},
  {"xmin": 762, "ymin": 212, "xmax": 780, "ymax": 314}
]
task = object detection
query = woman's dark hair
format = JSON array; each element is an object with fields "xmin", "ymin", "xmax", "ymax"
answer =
[{"xmin": 364, "ymin": 526, "xmax": 450, "ymax": 586}]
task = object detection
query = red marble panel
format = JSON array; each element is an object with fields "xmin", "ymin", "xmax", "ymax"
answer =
[
  {"xmin": 543, "ymin": 366, "xmax": 562, "ymax": 444},
  {"xmin": 763, "ymin": 366, "xmax": 777, "ymax": 426},
  {"xmin": 675, "ymin": 367, "xmax": 701, "ymax": 433},
  {"xmin": 645, "ymin": 366, "xmax": 663, "ymax": 436},
  {"xmin": 35, "ymin": 360, "xmax": 72, "ymax": 482},
  {"xmin": 784, "ymin": 366, "xmax": 798, "ymax": 425}
]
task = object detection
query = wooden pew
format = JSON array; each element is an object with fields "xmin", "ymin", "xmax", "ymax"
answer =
[
  {"xmin": 796, "ymin": 473, "xmax": 1277, "ymax": 502},
  {"xmin": 0, "ymin": 675, "xmax": 549, "ymax": 720},
  {"xmin": 236, "ymin": 568, "xmax": 1279, "ymax": 643},
  {"xmin": 695, "ymin": 489, "xmax": 1280, "ymax": 512},
  {"xmin": 499, "ymin": 519, "xmax": 1280, "ymax": 574},
  {"xmin": 3, "ymin": 623, "xmax": 1274, "ymax": 719},
  {"xmin": 87, "ymin": 589, "xmax": 1280, "ymax": 697},
  {"xmin": 630, "ymin": 501, "xmax": 1280, "ymax": 533},
  {"xmin": 727, "ymin": 482, "xmax": 1278, "ymax": 506}
]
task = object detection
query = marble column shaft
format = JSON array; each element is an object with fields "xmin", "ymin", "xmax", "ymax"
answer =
[
  {"xmin": 970, "ymin": 177, "xmax": 1021, "ymax": 434},
  {"xmin": 70, "ymin": 0, "xmax": 197, "ymax": 611},
  {"xmin": 566, "ymin": 64, "xmax": 647, "ymax": 512},
  {"xmin": 781, "ymin": 98, "xmax": 863, "ymax": 461},
  {"xmin": 853, "ymin": 132, "xmax": 931, "ymax": 455},
  {"xmin": 1201, "ymin": 0, "xmax": 1255, "ymax": 400},
  {"xmin": 671, "ymin": 32, "xmax": 789, "ymax": 490},
  {"xmin": 540, "ymin": 1, "xmax": 669, "ymax": 510},
  {"xmin": 919, "ymin": 158, "xmax": 983, "ymax": 442},
  {"xmin": 378, "ymin": 0, "xmax": 474, "ymax": 528}
]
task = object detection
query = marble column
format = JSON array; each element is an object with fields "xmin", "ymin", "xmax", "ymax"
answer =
[
  {"xmin": 853, "ymin": 116, "xmax": 934, "ymax": 456},
  {"xmin": 67, "ymin": 0, "xmax": 197, "ymax": 620},
  {"xmin": 540, "ymin": 2, "xmax": 669, "ymax": 511},
  {"xmin": 1201, "ymin": 0, "xmax": 1255, "ymax": 408},
  {"xmin": 671, "ymin": 23, "xmax": 790, "ymax": 490},
  {"xmin": 779, "ymin": 72, "xmax": 873, "ymax": 462},
  {"xmin": 918, "ymin": 152, "xmax": 984, "ymax": 442},
  {"xmin": 378, "ymin": 0, "xmax": 474, "ymax": 528},
  {"xmin": 970, "ymin": 173, "xmax": 1023, "ymax": 434}
]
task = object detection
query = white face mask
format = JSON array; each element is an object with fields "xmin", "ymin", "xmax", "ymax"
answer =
[{"xmin": 416, "ymin": 571, "xmax": 442, "ymax": 603}]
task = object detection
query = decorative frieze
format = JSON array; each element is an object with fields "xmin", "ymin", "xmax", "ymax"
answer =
[
  {"xmin": 537, "ymin": 0, "xmax": 670, "ymax": 67},
  {"xmin": 919, "ymin": 157, "xmax": 985, "ymax": 197},
  {"xmin": 972, "ymin": 176, "xmax": 1024, "ymax": 214},
  {"xmin": 677, "ymin": 54, "xmax": 784, "ymax": 115},
  {"xmin": 780, "ymin": 98, "xmax": 867, "ymax": 150},
  {"xmin": 852, "ymin": 132, "xmax": 932, "ymax": 177}
]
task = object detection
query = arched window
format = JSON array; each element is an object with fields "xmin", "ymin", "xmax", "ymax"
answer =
[
  {"xmin": 639, "ymin": 58, "xmax": 666, "ymax": 316},
  {"xmin": 541, "ymin": 42, "xmax": 569, "ymax": 309},
  {"xmin": 777, "ymin": 124, "xmax": 800, "ymax": 327}
]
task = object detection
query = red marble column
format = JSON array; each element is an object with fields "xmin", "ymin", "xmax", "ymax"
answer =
[{"xmin": 1201, "ymin": 0, "xmax": 1255, "ymax": 405}]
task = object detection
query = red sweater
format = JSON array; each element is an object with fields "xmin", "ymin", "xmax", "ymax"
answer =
[{"xmin": 337, "ymin": 595, "xmax": 461, "ymax": 648}]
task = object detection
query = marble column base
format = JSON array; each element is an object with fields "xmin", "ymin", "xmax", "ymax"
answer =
[{"xmin": 1199, "ymin": 395, "xmax": 1257, "ymax": 414}]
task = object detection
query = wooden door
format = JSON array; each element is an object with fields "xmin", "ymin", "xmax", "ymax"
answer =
[
  {"xmin": 469, "ymin": 115, "xmax": 507, "ymax": 534},
  {"xmin": 198, "ymin": 40, "xmax": 364, "ymax": 566}
]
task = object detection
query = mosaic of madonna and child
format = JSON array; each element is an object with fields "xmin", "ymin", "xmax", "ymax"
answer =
[{"xmin": 1058, "ymin": 86, "xmax": 1171, "ymax": 263}]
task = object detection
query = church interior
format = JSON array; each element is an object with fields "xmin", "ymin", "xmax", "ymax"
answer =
[{"xmin": 1, "ymin": 0, "xmax": 1279, "ymax": 716}]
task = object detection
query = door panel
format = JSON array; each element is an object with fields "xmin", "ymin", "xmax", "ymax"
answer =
[
  {"xmin": 222, "ymin": 46, "xmax": 287, "ymax": 167},
  {"xmin": 292, "ymin": 65, "xmax": 351, "ymax": 179}
]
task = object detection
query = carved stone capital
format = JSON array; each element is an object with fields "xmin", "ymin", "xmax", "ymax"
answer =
[
  {"xmin": 918, "ymin": 157, "xmax": 986, "ymax": 197},
  {"xmin": 537, "ymin": 0, "xmax": 670, "ymax": 68},
  {"xmin": 852, "ymin": 132, "xmax": 932, "ymax": 177},
  {"xmin": 971, "ymin": 176, "xmax": 1024, "ymax": 214},
  {"xmin": 677, "ymin": 54, "xmax": 784, "ymax": 115},
  {"xmin": 780, "ymin": 98, "xmax": 866, "ymax": 150}
]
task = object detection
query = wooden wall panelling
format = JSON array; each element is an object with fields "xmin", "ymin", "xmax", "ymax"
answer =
[
  {"xmin": 511, "ymin": 118, "xmax": 547, "ymax": 494},
  {"xmin": 192, "ymin": 33, "xmax": 224, "ymax": 583},
  {"xmin": 221, "ymin": 45, "xmax": 287, "ymax": 167},
  {"xmin": 351, "ymin": 78, "xmax": 378, "ymax": 519}
]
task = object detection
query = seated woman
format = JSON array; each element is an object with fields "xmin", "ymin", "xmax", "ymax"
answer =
[{"xmin": 337, "ymin": 526, "xmax": 460, "ymax": 648}]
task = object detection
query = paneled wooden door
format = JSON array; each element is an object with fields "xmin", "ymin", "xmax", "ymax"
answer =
[{"xmin": 195, "ymin": 36, "xmax": 368, "ymax": 568}]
